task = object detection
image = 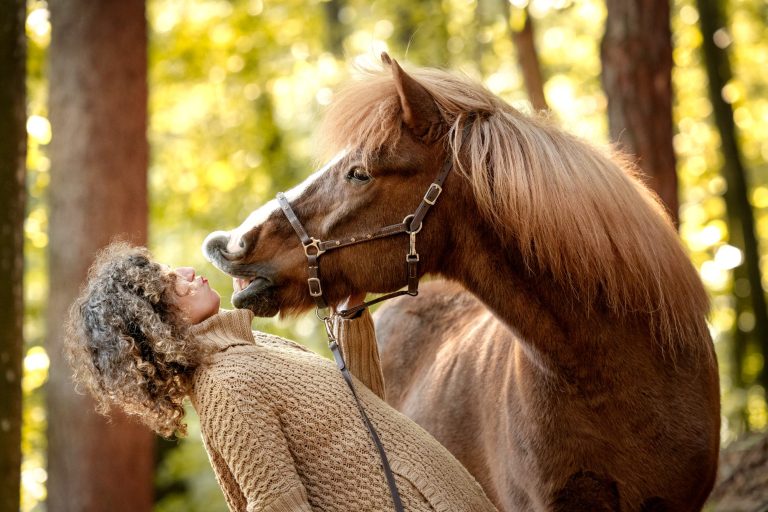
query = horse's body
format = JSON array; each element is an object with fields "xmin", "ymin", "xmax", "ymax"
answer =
[
  {"xmin": 204, "ymin": 54, "xmax": 720, "ymax": 510},
  {"xmin": 376, "ymin": 281, "xmax": 719, "ymax": 511}
]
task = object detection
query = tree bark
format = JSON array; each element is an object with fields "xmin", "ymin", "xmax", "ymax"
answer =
[
  {"xmin": 600, "ymin": 0, "xmax": 679, "ymax": 223},
  {"xmin": 47, "ymin": 1, "xmax": 154, "ymax": 510},
  {"xmin": 0, "ymin": 1, "xmax": 26, "ymax": 510},
  {"xmin": 696, "ymin": 0, "xmax": 768, "ymax": 393},
  {"xmin": 504, "ymin": 4, "xmax": 549, "ymax": 112}
]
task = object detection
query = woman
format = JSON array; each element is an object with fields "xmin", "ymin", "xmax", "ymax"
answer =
[{"xmin": 66, "ymin": 243, "xmax": 496, "ymax": 512}]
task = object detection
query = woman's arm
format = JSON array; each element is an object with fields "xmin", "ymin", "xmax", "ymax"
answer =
[
  {"xmin": 333, "ymin": 308, "xmax": 387, "ymax": 400},
  {"xmin": 195, "ymin": 371, "xmax": 313, "ymax": 512}
]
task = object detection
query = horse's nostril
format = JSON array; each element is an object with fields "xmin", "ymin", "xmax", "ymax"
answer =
[{"xmin": 202, "ymin": 231, "xmax": 232, "ymax": 262}]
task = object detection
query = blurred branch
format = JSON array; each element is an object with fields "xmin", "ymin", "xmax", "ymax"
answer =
[
  {"xmin": 0, "ymin": 0, "xmax": 26, "ymax": 510},
  {"xmin": 504, "ymin": 4, "xmax": 549, "ymax": 112}
]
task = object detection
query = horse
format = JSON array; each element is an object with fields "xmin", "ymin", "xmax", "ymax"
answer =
[{"xmin": 203, "ymin": 54, "xmax": 720, "ymax": 511}]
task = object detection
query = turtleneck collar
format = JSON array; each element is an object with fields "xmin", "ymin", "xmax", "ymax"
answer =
[{"xmin": 190, "ymin": 308, "xmax": 256, "ymax": 351}]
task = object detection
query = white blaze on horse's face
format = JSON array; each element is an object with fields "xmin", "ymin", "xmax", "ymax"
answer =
[{"xmin": 224, "ymin": 149, "xmax": 349, "ymax": 253}]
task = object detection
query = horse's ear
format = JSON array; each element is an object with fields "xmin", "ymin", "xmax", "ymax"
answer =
[{"xmin": 381, "ymin": 53, "xmax": 444, "ymax": 143}]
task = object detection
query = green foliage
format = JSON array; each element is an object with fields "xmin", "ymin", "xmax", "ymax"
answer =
[
  {"xmin": 19, "ymin": 0, "xmax": 768, "ymax": 509},
  {"xmin": 673, "ymin": 0, "xmax": 768, "ymax": 438},
  {"xmin": 21, "ymin": 2, "xmax": 50, "ymax": 511}
]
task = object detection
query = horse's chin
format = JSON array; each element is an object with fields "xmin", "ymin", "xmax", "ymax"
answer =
[{"xmin": 232, "ymin": 278, "xmax": 279, "ymax": 317}]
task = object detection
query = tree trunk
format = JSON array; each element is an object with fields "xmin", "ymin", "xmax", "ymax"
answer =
[
  {"xmin": 0, "ymin": 1, "xmax": 26, "ymax": 510},
  {"xmin": 696, "ymin": 0, "xmax": 768, "ymax": 393},
  {"xmin": 47, "ymin": 1, "xmax": 154, "ymax": 510},
  {"xmin": 600, "ymin": 0, "xmax": 679, "ymax": 223},
  {"xmin": 504, "ymin": 4, "xmax": 549, "ymax": 112}
]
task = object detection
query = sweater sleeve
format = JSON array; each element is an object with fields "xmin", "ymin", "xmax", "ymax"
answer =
[
  {"xmin": 333, "ymin": 309, "xmax": 387, "ymax": 400},
  {"xmin": 196, "ymin": 371, "xmax": 313, "ymax": 512}
]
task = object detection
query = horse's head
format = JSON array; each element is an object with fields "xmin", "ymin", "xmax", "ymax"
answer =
[{"xmin": 204, "ymin": 54, "xmax": 457, "ymax": 316}]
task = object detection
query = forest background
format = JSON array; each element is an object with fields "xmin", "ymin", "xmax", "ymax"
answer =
[{"xmin": 2, "ymin": 0, "xmax": 767, "ymax": 509}]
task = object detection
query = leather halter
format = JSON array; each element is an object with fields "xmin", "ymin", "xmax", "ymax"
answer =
[
  {"xmin": 275, "ymin": 156, "xmax": 452, "ymax": 512},
  {"xmin": 276, "ymin": 155, "xmax": 452, "ymax": 319}
]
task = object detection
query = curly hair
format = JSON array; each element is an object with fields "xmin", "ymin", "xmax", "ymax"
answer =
[{"xmin": 65, "ymin": 242, "xmax": 212, "ymax": 437}]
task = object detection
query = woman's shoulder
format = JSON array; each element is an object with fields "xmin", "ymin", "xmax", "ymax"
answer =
[
  {"xmin": 191, "ymin": 349, "xmax": 271, "ymax": 414},
  {"xmin": 192, "ymin": 344, "xmax": 264, "ymax": 393},
  {"xmin": 196, "ymin": 334, "xmax": 322, "ymax": 386},
  {"xmin": 190, "ymin": 338, "xmax": 332, "ymax": 423}
]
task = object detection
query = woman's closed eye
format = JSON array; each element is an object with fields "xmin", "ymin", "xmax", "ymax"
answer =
[
  {"xmin": 174, "ymin": 280, "xmax": 192, "ymax": 297},
  {"xmin": 170, "ymin": 272, "xmax": 195, "ymax": 297}
]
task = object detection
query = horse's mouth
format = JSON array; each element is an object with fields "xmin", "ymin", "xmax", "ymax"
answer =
[
  {"xmin": 232, "ymin": 277, "xmax": 279, "ymax": 316},
  {"xmin": 204, "ymin": 232, "xmax": 281, "ymax": 316}
]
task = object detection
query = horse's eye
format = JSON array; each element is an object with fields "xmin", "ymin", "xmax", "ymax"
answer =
[{"xmin": 346, "ymin": 166, "xmax": 372, "ymax": 184}]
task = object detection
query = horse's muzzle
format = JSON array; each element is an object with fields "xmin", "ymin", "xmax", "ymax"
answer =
[
  {"xmin": 203, "ymin": 231, "xmax": 280, "ymax": 316},
  {"xmin": 203, "ymin": 231, "xmax": 245, "ymax": 268}
]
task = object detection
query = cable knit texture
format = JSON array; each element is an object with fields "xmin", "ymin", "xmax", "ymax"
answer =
[{"xmin": 189, "ymin": 309, "xmax": 496, "ymax": 512}]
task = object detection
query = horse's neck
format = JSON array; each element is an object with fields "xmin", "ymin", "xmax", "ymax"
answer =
[
  {"xmin": 442, "ymin": 220, "xmax": 631, "ymax": 370},
  {"xmin": 451, "ymin": 243, "xmax": 568, "ymax": 343}
]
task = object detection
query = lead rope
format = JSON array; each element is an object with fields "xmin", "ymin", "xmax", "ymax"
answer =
[{"xmin": 322, "ymin": 315, "xmax": 405, "ymax": 512}]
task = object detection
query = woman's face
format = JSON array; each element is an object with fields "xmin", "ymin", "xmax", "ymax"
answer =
[{"xmin": 171, "ymin": 266, "xmax": 220, "ymax": 324}]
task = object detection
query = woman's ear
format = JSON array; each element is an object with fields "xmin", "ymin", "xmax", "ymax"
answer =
[{"xmin": 381, "ymin": 52, "xmax": 444, "ymax": 143}]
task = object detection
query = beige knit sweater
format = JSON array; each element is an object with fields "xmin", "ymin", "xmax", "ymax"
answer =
[{"xmin": 189, "ymin": 309, "xmax": 496, "ymax": 512}]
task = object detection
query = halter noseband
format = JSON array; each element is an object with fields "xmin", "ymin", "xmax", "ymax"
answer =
[{"xmin": 276, "ymin": 156, "xmax": 452, "ymax": 319}]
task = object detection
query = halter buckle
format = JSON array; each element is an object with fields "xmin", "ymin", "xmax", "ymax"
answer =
[
  {"xmin": 308, "ymin": 277, "xmax": 323, "ymax": 297},
  {"xmin": 303, "ymin": 238, "xmax": 326, "ymax": 257},
  {"xmin": 424, "ymin": 183, "xmax": 443, "ymax": 205}
]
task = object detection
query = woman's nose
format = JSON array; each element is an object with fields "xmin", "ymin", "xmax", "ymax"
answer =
[{"xmin": 174, "ymin": 267, "xmax": 195, "ymax": 281}]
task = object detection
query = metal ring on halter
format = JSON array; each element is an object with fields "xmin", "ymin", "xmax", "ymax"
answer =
[
  {"xmin": 315, "ymin": 306, "xmax": 331, "ymax": 321},
  {"xmin": 402, "ymin": 214, "xmax": 423, "ymax": 234},
  {"xmin": 304, "ymin": 238, "xmax": 326, "ymax": 257}
]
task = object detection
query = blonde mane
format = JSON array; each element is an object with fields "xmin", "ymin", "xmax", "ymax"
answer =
[{"xmin": 319, "ymin": 65, "xmax": 710, "ymax": 354}]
